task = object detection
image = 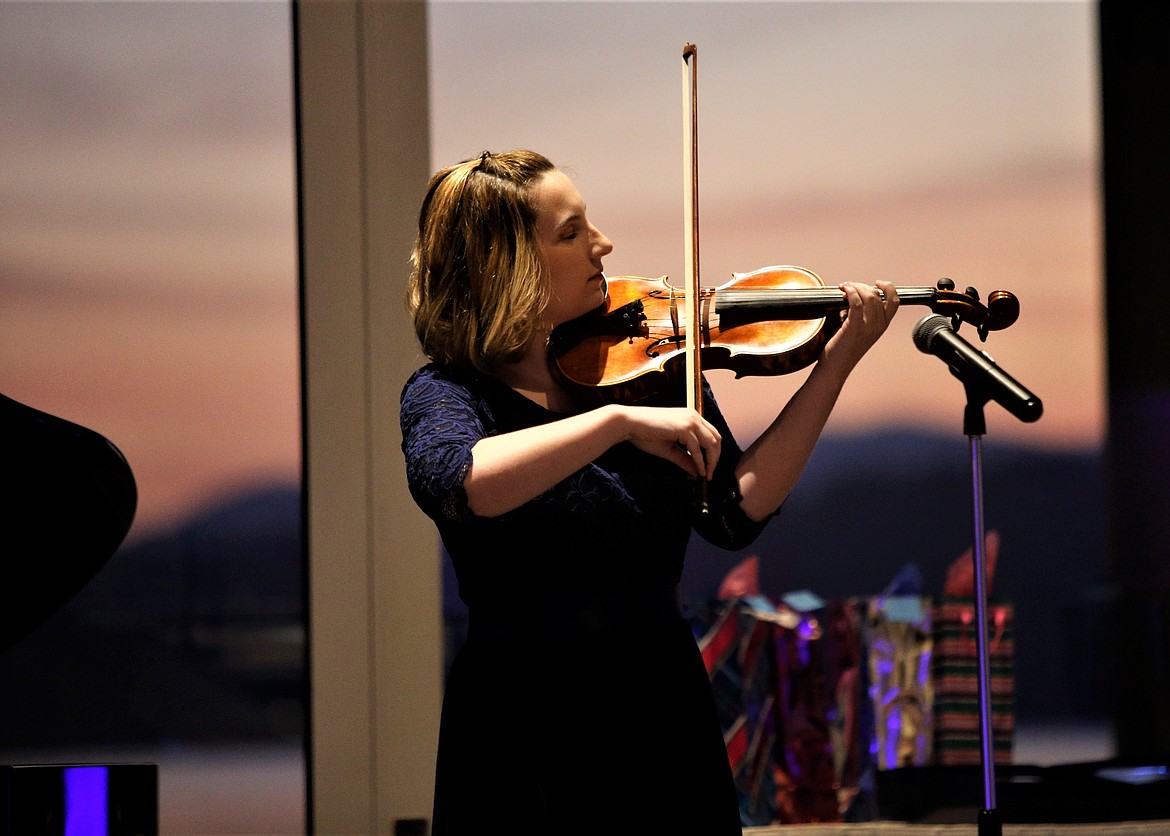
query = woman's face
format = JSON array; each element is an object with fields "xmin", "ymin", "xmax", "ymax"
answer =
[{"xmin": 533, "ymin": 170, "xmax": 613, "ymax": 329}]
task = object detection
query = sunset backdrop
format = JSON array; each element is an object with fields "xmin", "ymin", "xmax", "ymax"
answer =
[{"xmin": 1, "ymin": 0, "xmax": 1100, "ymax": 538}]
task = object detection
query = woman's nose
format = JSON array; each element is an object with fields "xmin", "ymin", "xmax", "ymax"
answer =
[{"xmin": 593, "ymin": 226, "xmax": 614, "ymax": 257}]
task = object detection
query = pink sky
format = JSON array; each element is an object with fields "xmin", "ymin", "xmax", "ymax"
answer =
[{"xmin": 0, "ymin": 2, "xmax": 1101, "ymax": 537}]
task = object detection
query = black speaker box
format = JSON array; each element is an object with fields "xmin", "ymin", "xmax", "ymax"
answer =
[{"xmin": 0, "ymin": 763, "xmax": 157, "ymax": 836}]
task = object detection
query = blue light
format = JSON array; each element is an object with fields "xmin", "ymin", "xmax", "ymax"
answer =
[{"xmin": 64, "ymin": 765, "xmax": 109, "ymax": 836}]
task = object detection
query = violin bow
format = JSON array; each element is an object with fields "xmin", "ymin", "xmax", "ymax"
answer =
[{"xmin": 682, "ymin": 42, "xmax": 709, "ymax": 514}]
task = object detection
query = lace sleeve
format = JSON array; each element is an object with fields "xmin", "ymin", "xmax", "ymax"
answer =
[
  {"xmin": 692, "ymin": 376, "xmax": 779, "ymax": 550},
  {"xmin": 399, "ymin": 367, "xmax": 483, "ymax": 524}
]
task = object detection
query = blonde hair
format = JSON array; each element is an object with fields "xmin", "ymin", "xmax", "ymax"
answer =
[{"xmin": 407, "ymin": 149, "xmax": 557, "ymax": 373}]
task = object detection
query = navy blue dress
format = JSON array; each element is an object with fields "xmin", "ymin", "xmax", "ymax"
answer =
[{"xmin": 400, "ymin": 364, "xmax": 771, "ymax": 835}]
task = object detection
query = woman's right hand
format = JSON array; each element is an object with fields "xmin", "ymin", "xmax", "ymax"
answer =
[{"xmin": 616, "ymin": 404, "xmax": 722, "ymax": 479}]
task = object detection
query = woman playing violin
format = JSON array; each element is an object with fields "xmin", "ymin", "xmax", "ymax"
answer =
[{"xmin": 400, "ymin": 149, "xmax": 899, "ymax": 835}]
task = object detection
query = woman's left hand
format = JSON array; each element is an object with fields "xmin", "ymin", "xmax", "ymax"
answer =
[{"xmin": 820, "ymin": 280, "xmax": 899, "ymax": 371}]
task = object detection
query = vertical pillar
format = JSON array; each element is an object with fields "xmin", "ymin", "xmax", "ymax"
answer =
[{"xmin": 293, "ymin": 1, "xmax": 441, "ymax": 831}]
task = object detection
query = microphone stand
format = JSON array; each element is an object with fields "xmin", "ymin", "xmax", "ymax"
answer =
[{"xmin": 960, "ymin": 377, "xmax": 1002, "ymax": 836}]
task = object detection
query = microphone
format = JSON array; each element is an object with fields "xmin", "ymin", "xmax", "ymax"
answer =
[{"xmin": 912, "ymin": 314, "xmax": 1043, "ymax": 423}]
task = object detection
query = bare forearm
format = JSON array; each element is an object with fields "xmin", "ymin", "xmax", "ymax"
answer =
[
  {"xmin": 735, "ymin": 279, "xmax": 899, "ymax": 521},
  {"xmin": 464, "ymin": 399, "xmax": 725, "ymax": 517},
  {"xmin": 735, "ymin": 358, "xmax": 853, "ymax": 522},
  {"xmin": 463, "ymin": 404, "xmax": 628, "ymax": 517}
]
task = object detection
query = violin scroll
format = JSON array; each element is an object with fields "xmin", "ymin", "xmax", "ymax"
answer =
[
  {"xmin": 985, "ymin": 289, "xmax": 1021, "ymax": 335},
  {"xmin": 924, "ymin": 277, "xmax": 1020, "ymax": 340}
]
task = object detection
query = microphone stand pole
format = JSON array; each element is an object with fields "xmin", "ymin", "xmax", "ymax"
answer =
[{"xmin": 961, "ymin": 378, "xmax": 1002, "ymax": 836}]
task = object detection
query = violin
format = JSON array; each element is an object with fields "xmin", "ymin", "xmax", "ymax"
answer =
[{"xmin": 549, "ymin": 264, "xmax": 1020, "ymax": 403}]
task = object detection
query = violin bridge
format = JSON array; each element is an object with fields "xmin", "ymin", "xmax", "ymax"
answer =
[{"xmin": 700, "ymin": 292, "xmax": 716, "ymax": 346}]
